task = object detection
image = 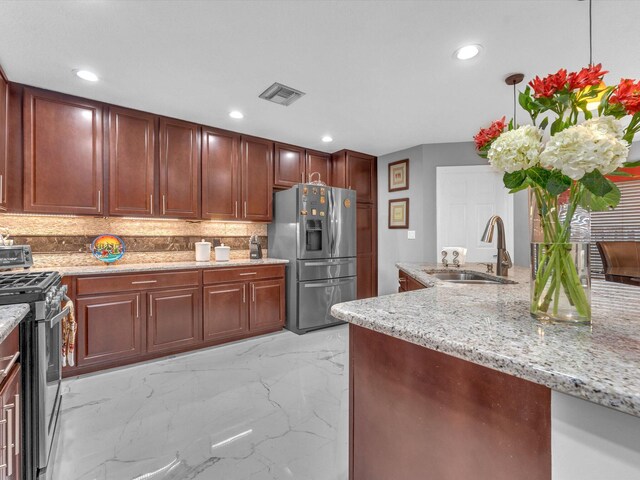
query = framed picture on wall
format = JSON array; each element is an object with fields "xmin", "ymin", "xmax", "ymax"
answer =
[
  {"xmin": 388, "ymin": 198, "xmax": 409, "ymax": 229},
  {"xmin": 388, "ymin": 159, "xmax": 409, "ymax": 191}
]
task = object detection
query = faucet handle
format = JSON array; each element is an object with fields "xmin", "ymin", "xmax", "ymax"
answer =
[
  {"xmin": 483, "ymin": 263, "xmax": 494, "ymax": 274},
  {"xmin": 502, "ymin": 251, "xmax": 513, "ymax": 269}
]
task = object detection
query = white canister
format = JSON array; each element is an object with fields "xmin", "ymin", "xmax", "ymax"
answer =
[
  {"xmin": 195, "ymin": 239, "xmax": 212, "ymax": 262},
  {"xmin": 214, "ymin": 244, "xmax": 231, "ymax": 262}
]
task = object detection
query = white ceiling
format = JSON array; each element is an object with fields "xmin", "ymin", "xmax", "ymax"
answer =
[{"xmin": 0, "ymin": 0, "xmax": 639, "ymax": 156}]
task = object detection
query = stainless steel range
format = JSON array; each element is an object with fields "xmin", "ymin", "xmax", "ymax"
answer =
[
  {"xmin": 268, "ymin": 184, "xmax": 357, "ymax": 334},
  {"xmin": 0, "ymin": 271, "xmax": 68, "ymax": 480}
]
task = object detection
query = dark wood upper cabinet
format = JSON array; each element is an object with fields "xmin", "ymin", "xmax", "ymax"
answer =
[
  {"xmin": 306, "ymin": 150, "xmax": 331, "ymax": 185},
  {"xmin": 201, "ymin": 127, "xmax": 240, "ymax": 220},
  {"xmin": 23, "ymin": 88, "xmax": 104, "ymax": 214},
  {"xmin": 108, "ymin": 107, "xmax": 156, "ymax": 216},
  {"xmin": 241, "ymin": 135, "xmax": 273, "ymax": 221},
  {"xmin": 0, "ymin": 68, "xmax": 8, "ymax": 211},
  {"xmin": 274, "ymin": 142, "xmax": 305, "ymax": 188},
  {"xmin": 159, "ymin": 118, "xmax": 200, "ymax": 218},
  {"xmin": 147, "ymin": 287, "xmax": 201, "ymax": 353},
  {"xmin": 332, "ymin": 150, "xmax": 376, "ymax": 204}
]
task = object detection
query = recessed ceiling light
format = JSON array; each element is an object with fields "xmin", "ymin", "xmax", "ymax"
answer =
[
  {"xmin": 74, "ymin": 69, "xmax": 99, "ymax": 82},
  {"xmin": 454, "ymin": 44, "xmax": 482, "ymax": 60},
  {"xmin": 229, "ymin": 110, "xmax": 244, "ymax": 119},
  {"xmin": 322, "ymin": 135, "xmax": 333, "ymax": 143}
]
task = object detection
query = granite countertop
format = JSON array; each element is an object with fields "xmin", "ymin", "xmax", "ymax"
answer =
[
  {"xmin": 331, "ymin": 262, "xmax": 640, "ymax": 417},
  {"xmin": 0, "ymin": 304, "xmax": 29, "ymax": 343},
  {"xmin": 22, "ymin": 258, "xmax": 289, "ymax": 277}
]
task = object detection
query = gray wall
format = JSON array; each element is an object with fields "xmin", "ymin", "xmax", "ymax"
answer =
[{"xmin": 378, "ymin": 141, "xmax": 529, "ymax": 296}]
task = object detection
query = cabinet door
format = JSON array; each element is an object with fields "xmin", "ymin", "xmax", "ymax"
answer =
[
  {"xmin": 357, "ymin": 203, "xmax": 377, "ymax": 299},
  {"xmin": 274, "ymin": 143, "xmax": 305, "ymax": 188},
  {"xmin": 249, "ymin": 279, "xmax": 285, "ymax": 332},
  {"xmin": 147, "ymin": 287, "xmax": 201, "ymax": 353},
  {"xmin": 159, "ymin": 118, "xmax": 200, "ymax": 218},
  {"xmin": 1, "ymin": 365, "xmax": 20, "ymax": 480},
  {"xmin": 77, "ymin": 293, "xmax": 143, "ymax": 366},
  {"xmin": 306, "ymin": 150, "xmax": 331, "ymax": 185},
  {"xmin": 201, "ymin": 127, "xmax": 240, "ymax": 220},
  {"xmin": 347, "ymin": 151, "xmax": 376, "ymax": 204},
  {"xmin": 23, "ymin": 88, "xmax": 104, "ymax": 214},
  {"xmin": 203, "ymin": 283, "xmax": 247, "ymax": 342},
  {"xmin": 108, "ymin": 107, "xmax": 156, "ymax": 216},
  {"xmin": 0, "ymin": 69, "xmax": 7, "ymax": 211},
  {"xmin": 241, "ymin": 136, "xmax": 273, "ymax": 221}
]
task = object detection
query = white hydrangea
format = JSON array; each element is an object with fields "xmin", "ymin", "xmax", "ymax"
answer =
[
  {"xmin": 540, "ymin": 123, "xmax": 629, "ymax": 180},
  {"xmin": 487, "ymin": 126, "xmax": 544, "ymax": 173},
  {"xmin": 583, "ymin": 115, "xmax": 625, "ymax": 139}
]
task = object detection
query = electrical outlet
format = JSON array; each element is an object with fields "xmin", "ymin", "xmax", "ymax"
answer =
[{"xmin": 407, "ymin": 230, "xmax": 416, "ymax": 240}]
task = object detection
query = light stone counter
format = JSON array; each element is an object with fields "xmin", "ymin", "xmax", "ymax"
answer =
[
  {"xmin": 17, "ymin": 258, "xmax": 289, "ymax": 277},
  {"xmin": 0, "ymin": 304, "xmax": 29, "ymax": 343},
  {"xmin": 331, "ymin": 262, "xmax": 640, "ymax": 417}
]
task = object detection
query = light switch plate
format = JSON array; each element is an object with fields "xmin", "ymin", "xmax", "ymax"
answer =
[{"xmin": 407, "ymin": 230, "xmax": 416, "ymax": 240}]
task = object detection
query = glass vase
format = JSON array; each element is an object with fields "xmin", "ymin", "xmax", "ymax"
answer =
[{"xmin": 529, "ymin": 186, "xmax": 591, "ymax": 324}]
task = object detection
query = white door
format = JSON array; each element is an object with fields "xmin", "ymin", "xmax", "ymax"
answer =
[{"xmin": 436, "ymin": 165, "xmax": 514, "ymax": 263}]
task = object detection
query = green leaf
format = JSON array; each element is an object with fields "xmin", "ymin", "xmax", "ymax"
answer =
[
  {"xmin": 550, "ymin": 117, "xmax": 564, "ymax": 135},
  {"xmin": 623, "ymin": 160, "xmax": 640, "ymax": 167},
  {"xmin": 508, "ymin": 178, "xmax": 532, "ymax": 194},
  {"xmin": 580, "ymin": 180, "xmax": 621, "ymax": 211},
  {"xmin": 503, "ymin": 170, "xmax": 526, "ymax": 189},
  {"xmin": 546, "ymin": 171, "xmax": 572, "ymax": 195},
  {"xmin": 608, "ymin": 171, "xmax": 633, "ymax": 177},
  {"xmin": 526, "ymin": 167, "xmax": 551, "ymax": 188},
  {"xmin": 580, "ymin": 169, "xmax": 613, "ymax": 197},
  {"xmin": 539, "ymin": 117, "xmax": 549, "ymax": 131}
]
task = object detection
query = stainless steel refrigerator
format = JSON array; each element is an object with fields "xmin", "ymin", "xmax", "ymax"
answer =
[{"xmin": 268, "ymin": 184, "xmax": 356, "ymax": 334}]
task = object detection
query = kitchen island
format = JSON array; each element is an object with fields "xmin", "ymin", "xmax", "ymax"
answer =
[{"xmin": 331, "ymin": 263, "xmax": 640, "ymax": 480}]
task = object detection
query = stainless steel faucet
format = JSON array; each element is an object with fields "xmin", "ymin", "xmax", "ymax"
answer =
[{"xmin": 481, "ymin": 215, "xmax": 513, "ymax": 277}]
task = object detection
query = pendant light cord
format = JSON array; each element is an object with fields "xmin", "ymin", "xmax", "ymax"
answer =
[
  {"xmin": 589, "ymin": 0, "xmax": 593, "ymax": 65},
  {"xmin": 513, "ymin": 83, "xmax": 517, "ymax": 126}
]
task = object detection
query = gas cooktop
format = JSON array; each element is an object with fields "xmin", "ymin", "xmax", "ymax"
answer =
[{"xmin": 0, "ymin": 271, "xmax": 59, "ymax": 294}]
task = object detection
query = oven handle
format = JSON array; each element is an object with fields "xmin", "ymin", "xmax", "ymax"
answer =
[{"xmin": 48, "ymin": 305, "xmax": 70, "ymax": 328}]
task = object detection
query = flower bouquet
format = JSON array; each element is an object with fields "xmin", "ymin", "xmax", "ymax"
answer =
[{"xmin": 475, "ymin": 65, "xmax": 640, "ymax": 323}]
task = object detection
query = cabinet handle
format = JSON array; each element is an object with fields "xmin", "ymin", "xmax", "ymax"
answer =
[
  {"xmin": 242, "ymin": 285, "xmax": 246, "ymax": 304},
  {"xmin": 244, "ymin": 201, "xmax": 247, "ymax": 218},
  {"xmin": 301, "ymin": 172, "xmax": 304, "ymax": 183},
  {"xmin": 0, "ymin": 353, "xmax": 19, "ymax": 377},
  {"xmin": 14, "ymin": 394, "xmax": 19, "ymax": 456},
  {"xmin": 252, "ymin": 284, "xmax": 256, "ymax": 303},
  {"xmin": 0, "ymin": 174, "xmax": 3, "ymax": 204},
  {"xmin": 0, "ymin": 414, "xmax": 5, "ymax": 471},
  {"xmin": 239, "ymin": 272, "xmax": 257, "ymax": 276},
  {"xmin": 235, "ymin": 201, "xmax": 238, "ymax": 218},
  {"xmin": 5, "ymin": 405, "xmax": 12, "ymax": 476},
  {"xmin": 149, "ymin": 295, "xmax": 153, "ymax": 317},
  {"xmin": 150, "ymin": 194, "xmax": 153, "ymax": 215},
  {"xmin": 131, "ymin": 280, "xmax": 157, "ymax": 285},
  {"xmin": 98, "ymin": 190, "xmax": 102, "ymax": 213},
  {"xmin": 136, "ymin": 295, "xmax": 140, "ymax": 319},
  {"xmin": 162, "ymin": 194, "xmax": 166, "ymax": 215}
]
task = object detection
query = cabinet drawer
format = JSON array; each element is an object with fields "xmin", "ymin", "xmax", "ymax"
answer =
[
  {"xmin": 77, "ymin": 270, "xmax": 200, "ymax": 295},
  {"xmin": 203, "ymin": 265, "xmax": 285, "ymax": 285}
]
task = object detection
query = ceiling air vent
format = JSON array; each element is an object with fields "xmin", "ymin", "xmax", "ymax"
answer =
[{"xmin": 259, "ymin": 82, "xmax": 305, "ymax": 106}]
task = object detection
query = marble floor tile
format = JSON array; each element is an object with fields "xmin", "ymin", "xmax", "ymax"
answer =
[{"xmin": 52, "ymin": 325, "xmax": 349, "ymax": 480}]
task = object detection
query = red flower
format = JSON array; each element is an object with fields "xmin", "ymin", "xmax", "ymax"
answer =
[
  {"xmin": 474, "ymin": 117, "xmax": 506, "ymax": 150},
  {"xmin": 528, "ymin": 68, "xmax": 568, "ymax": 98},
  {"xmin": 567, "ymin": 63, "xmax": 608, "ymax": 91},
  {"xmin": 609, "ymin": 78, "xmax": 640, "ymax": 115}
]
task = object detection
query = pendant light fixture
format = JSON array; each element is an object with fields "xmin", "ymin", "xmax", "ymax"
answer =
[{"xmin": 505, "ymin": 73, "xmax": 524, "ymax": 126}]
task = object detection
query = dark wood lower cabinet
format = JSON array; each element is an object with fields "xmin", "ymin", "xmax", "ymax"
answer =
[
  {"xmin": 1, "ymin": 364, "xmax": 20, "ymax": 480},
  {"xmin": 147, "ymin": 287, "xmax": 201, "ymax": 353},
  {"xmin": 77, "ymin": 292, "xmax": 144, "ymax": 367},
  {"xmin": 350, "ymin": 324, "xmax": 551, "ymax": 480},
  {"xmin": 64, "ymin": 265, "xmax": 286, "ymax": 377},
  {"xmin": 398, "ymin": 269, "xmax": 427, "ymax": 292},
  {"xmin": 203, "ymin": 283, "xmax": 248, "ymax": 342},
  {"xmin": 249, "ymin": 279, "xmax": 285, "ymax": 332}
]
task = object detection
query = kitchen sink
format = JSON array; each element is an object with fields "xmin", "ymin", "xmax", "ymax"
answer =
[{"xmin": 429, "ymin": 271, "xmax": 508, "ymax": 284}]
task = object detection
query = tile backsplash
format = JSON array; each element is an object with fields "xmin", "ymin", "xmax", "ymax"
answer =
[{"xmin": 1, "ymin": 215, "xmax": 268, "ymax": 267}]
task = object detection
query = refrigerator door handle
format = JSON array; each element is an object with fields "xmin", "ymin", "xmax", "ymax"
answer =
[
  {"xmin": 329, "ymin": 188, "xmax": 336, "ymax": 256},
  {"xmin": 303, "ymin": 279, "xmax": 354, "ymax": 288}
]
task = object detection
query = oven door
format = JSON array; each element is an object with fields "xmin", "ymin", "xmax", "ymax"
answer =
[{"xmin": 36, "ymin": 304, "xmax": 68, "ymax": 473}]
